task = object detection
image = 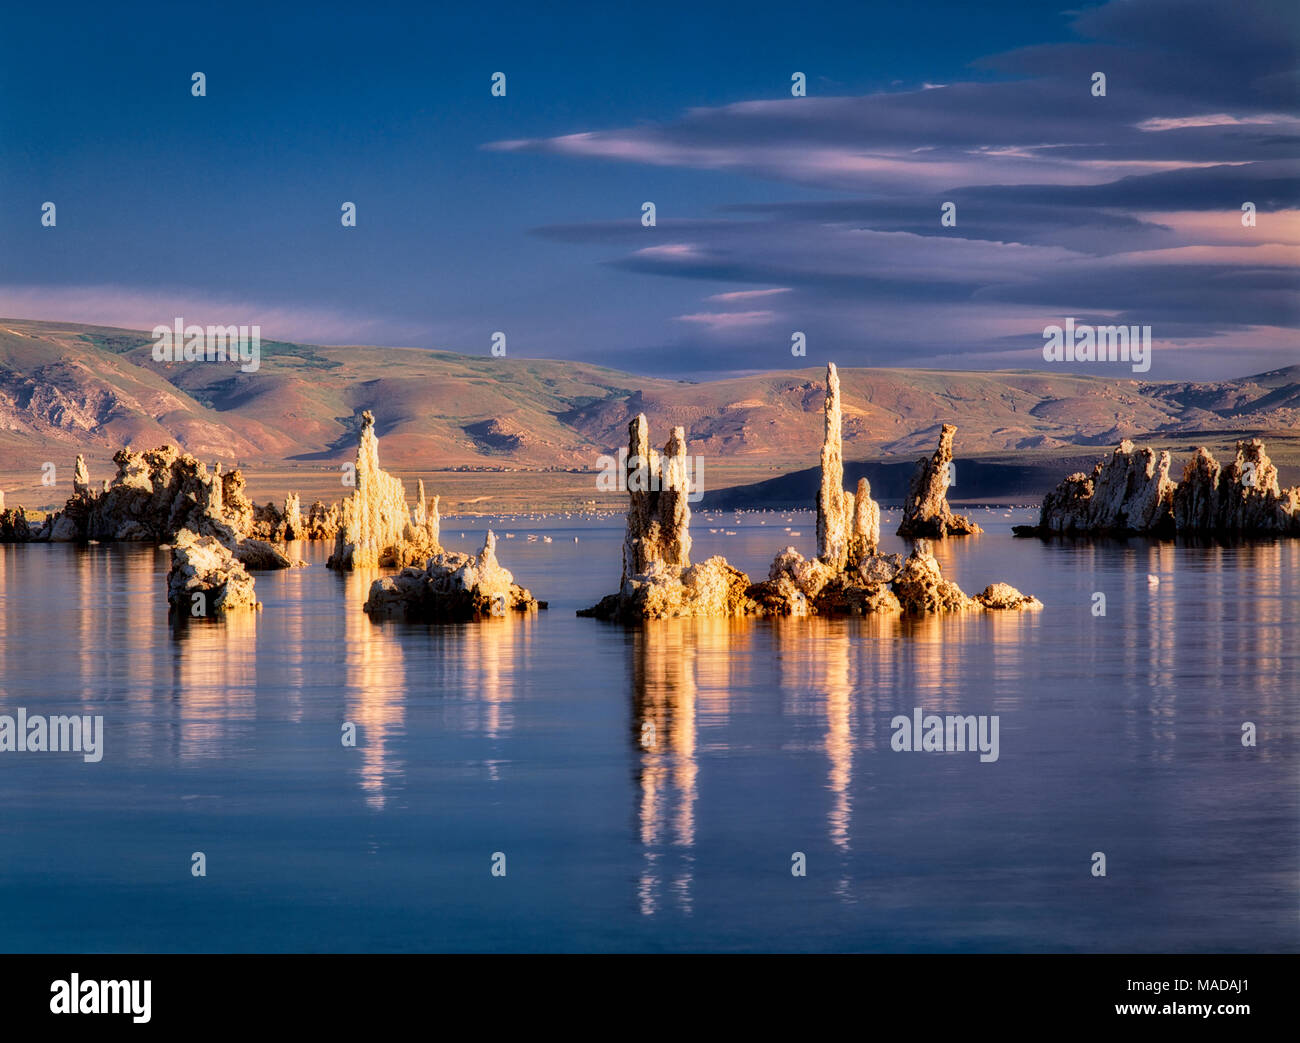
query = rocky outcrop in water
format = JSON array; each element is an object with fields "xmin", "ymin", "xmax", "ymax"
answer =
[
  {"xmin": 218, "ymin": 465, "xmax": 256, "ymax": 533},
  {"xmin": 250, "ymin": 501, "xmax": 285, "ymax": 539},
  {"xmin": 248, "ymin": 492, "xmax": 311, "ymax": 542},
  {"xmin": 583, "ymin": 413, "xmax": 771, "ymax": 620},
  {"xmin": 582, "ymin": 415, "xmax": 728, "ymax": 621},
  {"xmin": 72, "ymin": 455, "xmax": 90, "ymax": 496},
  {"xmin": 1039, "ymin": 440, "xmax": 1174, "ymax": 535},
  {"xmin": 747, "ymin": 364, "xmax": 904, "ymax": 616},
  {"xmin": 328, "ymin": 412, "xmax": 440, "ymax": 569},
  {"xmin": 1, "ymin": 433, "xmax": 371, "ymax": 551},
  {"xmin": 29, "ymin": 446, "xmax": 294, "ymax": 569},
  {"xmin": 0, "ymin": 503, "xmax": 34, "ymax": 542},
  {"xmin": 740, "ymin": 364, "xmax": 898, "ymax": 617},
  {"xmin": 848, "ymin": 478, "xmax": 881, "ymax": 568},
  {"xmin": 891, "ymin": 540, "xmax": 974, "ymax": 612},
  {"xmin": 304, "ymin": 499, "xmax": 341, "ymax": 540},
  {"xmin": 412, "ymin": 480, "xmax": 438, "ymax": 539},
  {"xmin": 897, "ymin": 425, "xmax": 982, "ymax": 539},
  {"xmin": 584, "ymin": 365, "xmax": 1035, "ymax": 621},
  {"xmin": 363, "ymin": 530, "xmax": 544, "ymax": 621},
  {"xmin": 972, "ymin": 582, "xmax": 1044, "ymax": 611},
  {"xmin": 816, "ymin": 363, "xmax": 880, "ymax": 569},
  {"xmin": 45, "ymin": 446, "xmax": 225, "ymax": 542},
  {"xmin": 0, "ymin": 488, "xmax": 30, "ymax": 541},
  {"xmin": 891, "ymin": 541, "xmax": 1041, "ymax": 614},
  {"xmin": 166, "ymin": 528, "xmax": 260, "ymax": 616},
  {"xmin": 1015, "ymin": 438, "xmax": 1297, "ymax": 537},
  {"xmin": 63, "ymin": 449, "xmax": 292, "ymax": 567},
  {"xmin": 749, "ymin": 545, "xmax": 903, "ymax": 617},
  {"xmin": 394, "ymin": 479, "xmax": 441, "ymax": 567},
  {"xmin": 0, "ymin": 448, "xmax": 312, "ymax": 549},
  {"xmin": 1172, "ymin": 440, "xmax": 1300, "ymax": 535},
  {"xmin": 816, "ymin": 362, "xmax": 852, "ymax": 569},
  {"xmin": 622, "ymin": 416, "xmax": 692, "ymax": 581},
  {"xmin": 283, "ymin": 492, "xmax": 303, "ymax": 541},
  {"xmin": 583, "ymin": 556, "xmax": 756, "ymax": 622}
]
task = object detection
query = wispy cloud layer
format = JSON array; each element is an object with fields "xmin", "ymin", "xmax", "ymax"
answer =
[{"xmin": 495, "ymin": 0, "xmax": 1299, "ymax": 377}]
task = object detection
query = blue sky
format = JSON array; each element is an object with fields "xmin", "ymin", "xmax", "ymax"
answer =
[{"xmin": 1, "ymin": 0, "xmax": 1296, "ymax": 379}]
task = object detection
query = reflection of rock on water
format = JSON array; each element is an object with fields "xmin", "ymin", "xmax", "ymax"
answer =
[
  {"xmin": 455, "ymin": 609, "xmax": 535, "ymax": 741},
  {"xmin": 344, "ymin": 565, "xmax": 405, "ymax": 810},
  {"xmin": 769, "ymin": 619, "xmax": 857, "ymax": 858},
  {"xmin": 168, "ymin": 599, "xmax": 259, "ymax": 762},
  {"xmin": 632, "ymin": 621, "xmax": 732, "ymax": 916},
  {"xmin": 625, "ymin": 609, "xmax": 1055, "ymax": 913}
]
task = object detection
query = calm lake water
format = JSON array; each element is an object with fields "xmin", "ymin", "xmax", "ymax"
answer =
[{"xmin": 0, "ymin": 508, "xmax": 1296, "ymax": 953}]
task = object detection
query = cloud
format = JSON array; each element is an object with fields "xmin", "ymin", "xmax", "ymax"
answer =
[
  {"xmin": 494, "ymin": 0, "xmax": 1299, "ymax": 378},
  {"xmin": 705, "ymin": 288, "xmax": 792, "ymax": 302},
  {"xmin": 675, "ymin": 310, "xmax": 779, "ymax": 330},
  {"xmin": 1136, "ymin": 113, "xmax": 1294, "ymax": 132},
  {"xmin": 490, "ymin": 0, "xmax": 1298, "ymax": 196}
]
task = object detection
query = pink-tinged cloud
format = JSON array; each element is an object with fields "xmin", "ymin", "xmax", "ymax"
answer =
[
  {"xmin": 1136, "ymin": 113, "xmax": 1296, "ymax": 131},
  {"xmin": 1130, "ymin": 210, "xmax": 1300, "ymax": 246},
  {"xmin": 494, "ymin": 125, "xmax": 1218, "ymax": 191},
  {"xmin": 1106, "ymin": 243, "xmax": 1300, "ymax": 267},
  {"xmin": 675, "ymin": 310, "xmax": 778, "ymax": 330},
  {"xmin": 706, "ymin": 288, "xmax": 792, "ymax": 302},
  {"xmin": 633, "ymin": 243, "xmax": 707, "ymax": 259},
  {"xmin": 631, "ymin": 225, "xmax": 1084, "ymax": 285}
]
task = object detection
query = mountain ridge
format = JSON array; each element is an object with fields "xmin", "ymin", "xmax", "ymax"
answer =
[{"xmin": 2, "ymin": 318, "xmax": 1296, "ymax": 486}]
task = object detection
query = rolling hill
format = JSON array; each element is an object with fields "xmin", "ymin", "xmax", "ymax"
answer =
[{"xmin": 1, "ymin": 317, "xmax": 1296, "ymax": 510}]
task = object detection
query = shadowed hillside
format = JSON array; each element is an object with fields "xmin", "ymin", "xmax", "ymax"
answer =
[{"xmin": 702, "ymin": 433, "xmax": 1300, "ymax": 509}]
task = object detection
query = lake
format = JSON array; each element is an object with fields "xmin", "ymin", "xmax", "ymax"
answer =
[{"xmin": 0, "ymin": 507, "xmax": 1295, "ymax": 952}]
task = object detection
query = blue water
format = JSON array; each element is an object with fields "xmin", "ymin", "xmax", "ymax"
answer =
[{"xmin": 0, "ymin": 508, "xmax": 1296, "ymax": 952}]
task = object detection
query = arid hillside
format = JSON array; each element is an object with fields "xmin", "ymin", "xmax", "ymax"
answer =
[{"xmin": 2, "ymin": 317, "xmax": 1296, "ymax": 511}]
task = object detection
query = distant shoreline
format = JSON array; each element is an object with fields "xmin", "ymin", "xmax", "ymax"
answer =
[{"xmin": 4, "ymin": 435, "xmax": 1297, "ymax": 518}]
